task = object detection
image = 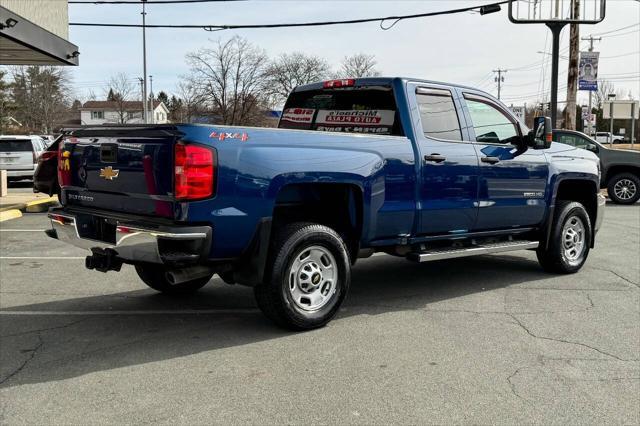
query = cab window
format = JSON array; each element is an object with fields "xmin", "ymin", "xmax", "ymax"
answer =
[
  {"xmin": 416, "ymin": 88, "xmax": 462, "ymax": 141},
  {"xmin": 279, "ymin": 85, "xmax": 404, "ymax": 136},
  {"xmin": 464, "ymin": 94, "xmax": 519, "ymax": 144},
  {"xmin": 556, "ymin": 133, "xmax": 597, "ymax": 151}
]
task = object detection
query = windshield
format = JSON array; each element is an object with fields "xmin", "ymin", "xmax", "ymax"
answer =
[
  {"xmin": 279, "ymin": 85, "xmax": 404, "ymax": 136},
  {"xmin": 0, "ymin": 140, "xmax": 33, "ymax": 152}
]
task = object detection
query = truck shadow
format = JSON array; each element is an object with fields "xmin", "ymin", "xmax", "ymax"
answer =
[{"xmin": 0, "ymin": 253, "xmax": 551, "ymax": 388}]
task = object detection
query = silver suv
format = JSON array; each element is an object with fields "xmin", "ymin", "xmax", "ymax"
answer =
[{"xmin": 0, "ymin": 135, "xmax": 47, "ymax": 180}]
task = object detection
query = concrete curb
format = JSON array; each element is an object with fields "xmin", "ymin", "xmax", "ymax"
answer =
[
  {"xmin": 0, "ymin": 196, "xmax": 59, "ymax": 215},
  {"xmin": 0, "ymin": 202, "xmax": 26, "ymax": 213},
  {"xmin": 0, "ymin": 209, "xmax": 23, "ymax": 222}
]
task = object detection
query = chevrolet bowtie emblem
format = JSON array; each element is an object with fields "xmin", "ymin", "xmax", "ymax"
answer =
[{"xmin": 99, "ymin": 166, "xmax": 120, "ymax": 180}]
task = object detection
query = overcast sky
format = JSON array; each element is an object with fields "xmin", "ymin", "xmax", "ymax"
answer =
[{"xmin": 67, "ymin": 0, "xmax": 640, "ymax": 108}]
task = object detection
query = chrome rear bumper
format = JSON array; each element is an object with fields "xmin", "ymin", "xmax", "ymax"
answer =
[{"xmin": 47, "ymin": 209, "xmax": 212, "ymax": 264}]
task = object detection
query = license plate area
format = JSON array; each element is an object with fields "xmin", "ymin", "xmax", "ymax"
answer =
[
  {"xmin": 75, "ymin": 214, "xmax": 117, "ymax": 244},
  {"xmin": 100, "ymin": 144, "xmax": 118, "ymax": 163}
]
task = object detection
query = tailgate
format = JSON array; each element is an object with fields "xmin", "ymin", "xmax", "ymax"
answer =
[{"xmin": 61, "ymin": 128, "xmax": 180, "ymax": 217}]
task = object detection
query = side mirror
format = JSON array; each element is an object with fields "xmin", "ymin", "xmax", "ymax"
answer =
[{"xmin": 529, "ymin": 116, "xmax": 552, "ymax": 149}]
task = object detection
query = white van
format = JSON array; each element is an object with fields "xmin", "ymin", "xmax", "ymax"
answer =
[{"xmin": 0, "ymin": 135, "xmax": 47, "ymax": 180}]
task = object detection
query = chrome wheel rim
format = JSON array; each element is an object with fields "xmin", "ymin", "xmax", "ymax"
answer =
[
  {"xmin": 562, "ymin": 215, "xmax": 586, "ymax": 263},
  {"xmin": 613, "ymin": 178, "xmax": 637, "ymax": 201},
  {"xmin": 288, "ymin": 245, "xmax": 338, "ymax": 312}
]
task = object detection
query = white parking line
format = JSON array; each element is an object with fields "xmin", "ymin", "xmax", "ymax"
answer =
[
  {"xmin": 0, "ymin": 257, "xmax": 85, "ymax": 260},
  {"xmin": 0, "ymin": 309, "xmax": 260, "ymax": 315},
  {"xmin": 0, "ymin": 229, "xmax": 46, "ymax": 232}
]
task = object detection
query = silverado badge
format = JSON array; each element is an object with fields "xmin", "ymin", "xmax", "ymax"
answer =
[{"xmin": 99, "ymin": 166, "xmax": 120, "ymax": 180}]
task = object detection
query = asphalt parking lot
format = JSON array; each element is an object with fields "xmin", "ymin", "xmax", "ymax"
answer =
[{"xmin": 1, "ymin": 204, "xmax": 638, "ymax": 424}]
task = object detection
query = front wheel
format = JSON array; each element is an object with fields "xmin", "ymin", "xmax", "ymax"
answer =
[
  {"xmin": 537, "ymin": 201, "xmax": 592, "ymax": 274},
  {"xmin": 607, "ymin": 173, "xmax": 640, "ymax": 205},
  {"xmin": 254, "ymin": 222, "xmax": 351, "ymax": 330}
]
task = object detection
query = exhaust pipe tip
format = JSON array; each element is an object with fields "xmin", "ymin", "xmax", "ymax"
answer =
[{"xmin": 164, "ymin": 266, "xmax": 214, "ymax": 286}]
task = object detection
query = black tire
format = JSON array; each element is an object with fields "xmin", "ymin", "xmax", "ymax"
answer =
[
  {"xmin": 607, "ymin": 173, "xmax": 640, "ymax": 205},
  {"xmin": 254, "ymin": 222, "xmax": 351, "ymax": 331},
  {"xmin": 135, "ymin": 264, "xmax": 212, "ymax": 295},
  {"xmin": 537, "ymin": 201, "xmax": 592, "ymax": 274}
]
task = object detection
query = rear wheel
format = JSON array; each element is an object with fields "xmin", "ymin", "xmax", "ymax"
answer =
[
  {"xmin": 607, "ymin": 173, "xmax": 640, "ymax": 205},
  {"xmin": 254, "ymin": 222, "xmax": 350, "ymax": 330},
  {"xmin": 537, "ymin": 201, "xmax": 592, "ymax": 274},
  {"xmin": 135, "ymin": 264, "xmax": 212, "ymax": 295}
]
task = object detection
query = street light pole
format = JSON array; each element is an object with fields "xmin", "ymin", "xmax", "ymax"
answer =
[
  {"xmin": 547, "ymin": 0, "xmax": 567, "ymax": 129},
  {"xmin": 141, "ymin": 0, "xmax": 148, "ymax": 124}
]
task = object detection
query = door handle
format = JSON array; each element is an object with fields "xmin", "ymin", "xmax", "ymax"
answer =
[
  {"xmin": 481, "ymin": 156, "xmax": 500, "ymax": 164},
  {"xmin": 424, "ymin": 154, "xmax": 446, "ymax": 163}
]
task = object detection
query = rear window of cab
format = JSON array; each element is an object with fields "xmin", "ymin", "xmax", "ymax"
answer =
[{"xmin": 279, "ymin": 85, "xmax": 404, "ymax": 136}]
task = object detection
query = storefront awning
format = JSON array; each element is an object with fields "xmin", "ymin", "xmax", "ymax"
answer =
[{"xmin": 0, "ymin": 6, "xmax": 79, "ymax": 66}]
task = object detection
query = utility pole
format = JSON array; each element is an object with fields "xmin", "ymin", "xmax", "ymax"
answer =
[
  {"xmin": 564, "ymin": 0, "xmax": 580, "ymax": 130},
  {"xmin": 581, "ymin": 34, "xmax": 601, "ymax": 136},
  {"xmin": 149, "ymin": 75, "xmax": 154, "ymax": 124},
  {"xmin": 493, "ymin": 69, "xmax": 506, "ymax": 100},
  {"xmin": 141, "ymin": 0, "xmax": 148, "ymax": 124}
]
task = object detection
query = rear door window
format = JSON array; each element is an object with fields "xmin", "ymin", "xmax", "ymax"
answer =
[
  {"xmin": 279, "ymin": 85, "xmax": 404, "ymax": 136},
  {"xmin": 416, "ymin": 88, "xmax": 462, "ymax": 141},
  {"xmin": 0, "ymin": 140, "xmax": 33, "ymax": 152}
]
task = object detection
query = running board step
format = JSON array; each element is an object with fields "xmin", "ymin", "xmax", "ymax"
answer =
[{"xmin": 406, "ymin": 241, "xmax": 539, "ymax": 263}]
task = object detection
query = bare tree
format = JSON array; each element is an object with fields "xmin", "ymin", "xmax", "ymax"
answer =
[
  {"xmin": 594, "ymin": 79, "xmax": 615, "ymax": 109},
  {"xmin": 104, "ymin": 72, "xmax": 137, "ymax": 124},
  {"xmin": 265, "ymin": 52, "xmax": 331, "ymax": 107},
  {"xmin": 185, "ymin": 36, "xmax": 270, "ymax": 126},
  {"xmin": 337, "ymin": 53, "xmax": 381, "ymax": 78},
  {"xmin": 9, "ymin": 66, "xmax": 70, "ymax": 133},
  {"xmin": 175, "ymin": 79, "xmax": 205, "ymax": 123}
]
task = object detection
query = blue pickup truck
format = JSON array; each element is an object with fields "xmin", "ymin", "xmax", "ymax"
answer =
[{"xmin": 47, "ymin": 77, "xmax": 605, "ymax": 329}]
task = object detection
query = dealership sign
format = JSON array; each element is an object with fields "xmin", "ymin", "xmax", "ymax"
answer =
[{"xmin": 578, "ymin": 51, "xmax": 599, "ymax": 91}]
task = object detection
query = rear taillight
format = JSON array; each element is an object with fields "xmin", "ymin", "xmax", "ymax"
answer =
[
  {"xmin": 174, "ymin": 143, "xmax": 215, "ymax": 200},
  {"xmin": 32, "ymin": 150, "xmax": 37, "ymax": 163},
  {"xmin": 39, "ymin": 151, "xmax": 57, "ymax": 163}
]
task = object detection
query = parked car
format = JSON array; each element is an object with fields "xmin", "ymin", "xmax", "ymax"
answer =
[
  {"xmin": 553, "ymin": 129, "xmax": 640, "ymax": 204},
  {"xmin": 0, "ymin": 135, "xmax": 47, "ymax": 181},
  {"xmin": 594, "ymin": 132, "xmax": 624, "ymax": 144},
  {"xmin": 46, "ymin": 77, "xmax": 605, "ymax": 330},
  {"xmin": 33, "ymin": 135, "xmax": 62, "ymax": 196}
]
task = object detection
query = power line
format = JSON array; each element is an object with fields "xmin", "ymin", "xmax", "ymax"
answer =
[
  {"xmin": 598, "ymin": 28, "xmax": 640, "ymax": 39},
  {"xmin": 70, "ymin": 0, "xmax": 243, "ymax": 4},
  {"xmin": 590, "ymin": 22, "xmax": 640, "ymax": 37},
  {"xmin": 69, "ymin": 0, "xmax": 511, "ymax": 31}
]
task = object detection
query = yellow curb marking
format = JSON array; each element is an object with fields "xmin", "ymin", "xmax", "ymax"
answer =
[
  {"xmin": 0, "ymin": 210, "xmax": 23, "ymax": 222},
  {"xmin": 25, "ymin": 196, "xmax": 58, "ymax": 213}
]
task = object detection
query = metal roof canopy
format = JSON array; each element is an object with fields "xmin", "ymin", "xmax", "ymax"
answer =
[{"xmin": 0, "ymin": 6, "xmax": 79, "ymax": 66}]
